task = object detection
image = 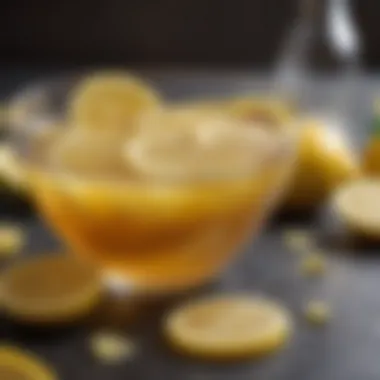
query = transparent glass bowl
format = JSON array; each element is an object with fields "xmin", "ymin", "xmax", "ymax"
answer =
[{"xmin": 9, "ymin": 74, "xmax": 298, "ymax": 295}]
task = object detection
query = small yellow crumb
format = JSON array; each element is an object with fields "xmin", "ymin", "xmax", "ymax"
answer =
[
  {"xmin": 283, "ymin": 229, "xmax": 313, "ymax": 253},
  {"xmin": 0, "ymin": 225, "xmax": 24, "ymax": 257},
  {"xmin": 299, "ymin": 253, "xmax": 327, "ymax": 277},
  {"xmin": 304, "ymin": 301, "xmax": 330, "ymax": 325},
  {"xmin": 90, "ymin": 331, "xmax": 136, "ymax": 363}
]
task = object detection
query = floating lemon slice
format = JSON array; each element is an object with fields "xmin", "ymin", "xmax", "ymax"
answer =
[
  {"xmin": 50, "ymin": 127, "xmax": 126, "ymax": 177},
  {"xmin": 69, "ymin": 71, "xmax": 161, "ymax": 130},
  {"xmin": 0, "ymin": 345, "xmax": 56, "ymax": 380},
  {"xmin": 333, "ymin": 178, "xmax": 380, "ymax": 238},
  {"xmin": 1, "ymin": 254, "xmax": 102, "ymax": 324},
  {"xmin": 164, "ymin": 295, "xmax": 292, "ymax": 360},
  {"xmin": 125, "ymin": 115, "xmax": 275, "ymax": 181}
]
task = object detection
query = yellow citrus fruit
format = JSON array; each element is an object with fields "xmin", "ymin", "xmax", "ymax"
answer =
[
  {"xmin": 125, "ymin": 112, "xmax": 275, "ymax": 182},
  {"xmin": 333, "ymin": 178, "xmax": 380, "ymax": 238},
  {"xmin": 284, "ymin": 119, "xmax": 360, "ymax": 210},
  {"xmin": 164, "ymin": 294, "xmax": 292, "ymax": 360},
  {"xmin": 69, "ymin": 71, "xmax": 161, "ymax": 130},
  {"xmin": 0, "ymin": 345, "xmax": 56, "ymax": 380},
  {"xmin": 1, "ymin": 254, "xmax": 102, "ymax": 323},
  {"xmin": 49, "ymin": 127, "xmax": 127, "ymax": 178}
]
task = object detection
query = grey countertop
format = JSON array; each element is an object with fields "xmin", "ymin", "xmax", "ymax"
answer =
[{"xmin": 1, "ymin": 68, "xmax": 380, "ymax": 380}]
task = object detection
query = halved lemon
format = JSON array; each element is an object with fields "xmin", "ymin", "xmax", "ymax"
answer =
[
  {"xmin": 1, "ymin": 254, "xmax": 102, "ymax": 323},
  {"xmin": 333, "ymin": 178, "xmax": 380, "ymax": 238},
  {"xmin": 0, "ymin": 345, "xmax": 56, "ymax": 380},
  {"xmin": 164, "ymin": 294, "xmax": 292, "ymax": 360},
  {"xmin": 69, "ymin": 71, "xmax": 161, "ymax": 130}
]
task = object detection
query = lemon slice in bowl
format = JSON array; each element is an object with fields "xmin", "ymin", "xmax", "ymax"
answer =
[
  {"xmin": 164, "ymin": 294, "xmax": 292, "ymax": 360},
  {"xmin": 0, "ymin": 345, "xmax": 56, "ymax": 380},
  {"xmin": 124, "ymin": 113, "xmax": 276, "ymax": 182},
  {"xmin": 69, "ymin": 71, "xmax": 161, "ymax": 131},
  {"xmin": 333, "ymin": 178, "xmax": 380, "ymax": 238},
  {"xmin": 1, "ymin": 254, "xmax": 102, "ymax": 324}
]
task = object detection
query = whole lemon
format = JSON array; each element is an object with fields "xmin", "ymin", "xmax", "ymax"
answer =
[{"xmin": 284, "ymin": 119, "xmax": 360, "ymax": 211}]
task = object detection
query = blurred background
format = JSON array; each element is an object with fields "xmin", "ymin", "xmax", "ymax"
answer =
[{"xmin": 0, "ymin": 0, "xmax": 377, "ymax": 69}]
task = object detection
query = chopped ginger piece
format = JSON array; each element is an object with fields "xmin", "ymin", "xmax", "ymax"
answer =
[
  {"xmin": 283, "ymin": 228, "xmax": 314, "ymax": 253},
  {"xmin": 90, "ymin": 331, "xmax": 136, "ymax": 363},
  {"xmin": 304, "ymin": 301, "xmax": 330, "ymax": 325},
  {"xmin": 0, "ymin": 224, "xmax": 24, "ymax": 257},
  {"xmin": 299, "ymin": 253, "xmax": 327, "ymax": 277}
]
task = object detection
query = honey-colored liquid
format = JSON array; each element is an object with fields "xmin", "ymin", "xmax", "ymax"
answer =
[{"xmin": 29, "ymin": 162, "xmax": 290, "ymax": 291}]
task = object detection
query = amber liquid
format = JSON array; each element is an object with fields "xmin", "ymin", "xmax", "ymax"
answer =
[{"xmin": 29, "ymin": 161, "xmax": 290, "ymax": 292}]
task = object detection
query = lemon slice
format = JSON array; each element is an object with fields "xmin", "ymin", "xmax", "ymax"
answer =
[
  {"xmin": 49, "ymin": 126, "xmax": 130, "ymax": 178},
  {"xmin": 69, "ymin": 71, "xmax": 161, "ymax": 130},
  {"xmin": 0, "ymin": 345, "xmax": 56, "ymax": 380},
  {"xmin": 125, "ymin": 115, "xmax": 275, "ymax": 181},
  {"xmin": 164, "ymin": 295, "xmax": 292, "ymax": 360},
  {"xmin": 1, "ymin": 254, "xmax": 102, "ymax": 324},
  {"xmin": 333, "ymin": 178, "xmax": 380, "ymax": 238}
]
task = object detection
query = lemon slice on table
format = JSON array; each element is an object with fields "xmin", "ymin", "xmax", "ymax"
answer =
[
  {"xmin": 69, "ymin": 71, "xmax": 161, "ymax": 131},
  {"xmin": 164, "ymin": 294, "xmax": 292, "ymax": 360},
  {"xmin": 333, "ymin": 178, "xmax": 380, "ymax": 238},
  {"xmin": 1, "ymin": 254, "xmax": 102, "ymax": 324},
  {"xmin": 0, "ymin": 345, "xmax": 56, "ymax": 380}
]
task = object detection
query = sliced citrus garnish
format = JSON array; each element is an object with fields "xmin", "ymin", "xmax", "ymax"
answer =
[
  {"xmin": 124, "ymin": 112, "xmax": 276, "ymax": 182},
  {"xmin": 49, "ymin": 127, "xmax": 126, "ymax": 178},
  {"xmin": 164, "ymin": 294, "xmax": 292, "ymax": 360},
  {"xmin": 333, "ymin": 178, "xmax": 380, "ymax": 238},
  {"xmin": 0, "ymin": 224, "xmax": 25, "ymax": 257},
  {"xmin": 69, "ymin": 71, "xmax": 161, "ymax": 131},
  {"xmin": 1, "ymin": 254, "xmax": 102, "ymax": 323},
  {"xmin": 0, "ymin": 345, "xmax": 56, "ymax": 380}
]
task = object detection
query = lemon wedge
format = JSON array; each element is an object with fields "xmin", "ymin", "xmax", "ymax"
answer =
[{"xmin": 164, "ymin": 294, "xmax": 292, "ymax": 360}]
